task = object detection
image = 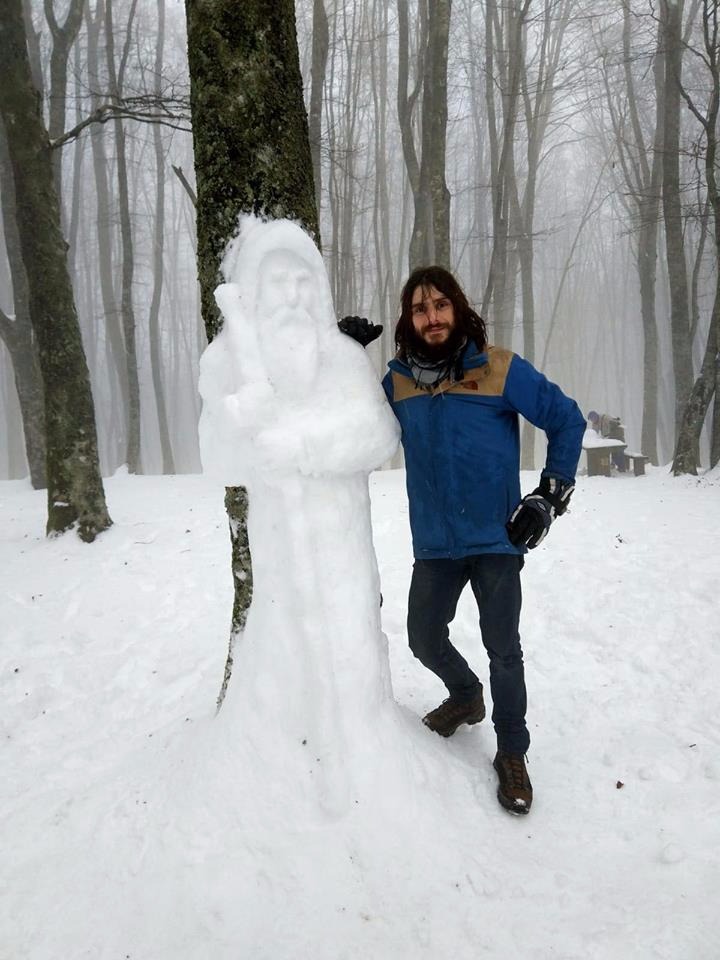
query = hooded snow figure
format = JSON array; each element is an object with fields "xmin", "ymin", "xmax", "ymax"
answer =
[
  {"xmin": 198, "ymin": 217, "xmax": 400, "ymax": 816},
  {"xmin": 199, "ymin": 217, "xmax": 396, "ymax": 481}
]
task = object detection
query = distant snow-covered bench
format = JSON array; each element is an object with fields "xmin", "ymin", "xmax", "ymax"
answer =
[
  {"xmin": 582, "ymin": 433, "xmax": 626, "ymax": 477},
  {"xmin": 623, "ymin": 452, "xmax": 650, "ymax": 476}
]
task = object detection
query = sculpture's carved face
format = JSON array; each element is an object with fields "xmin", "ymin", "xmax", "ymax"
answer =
[
  {"xmin": 255, "ymin": 248, "xmax": 321, "ymax": 397},
  {"xmin": 256, "ymin": 250, "xmax": 315, "ymax": 321}
]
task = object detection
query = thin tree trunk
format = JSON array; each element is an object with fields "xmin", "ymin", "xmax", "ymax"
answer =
[
  {"xmin": 410, "ymin": 0, "xmax": 452, "ymax": 269},
  {"xmin": 44, "ymin": 0, "xmax": 85, "ymax": 206},
  {"xmin": 66, "ymin": 40, "xmax": 85, "ymax": 283},
  {"xmin": 397, "ymin": 0, "xmax": 426, "ymax": 274},
  {"xmin": 481, "ymin": 0, "xmax": 531, "ymax": 333},
  {"xmin": 309, "ymin": 0, "xmax": 328, "ymax": 227},
  {"xmin": 105, "ymin": 0, "xmax": 142, "ymax": 474},
  {"xmin": 370, "ymin": 0, "xmax": 395, "ymax": 332},
  {"xmin": 87, "ymin": 3, "xmax": 126, "ymax": 469},
  {"xmin": 660, "ymin": 0, "xmax": 694, "ymax": 439},
  {"xmin": 148, "ymin": 0, "xmax": 175, "ymax": 475},
  {"xmin": 638, "ymin": 21, "xmax": 664, "ymax": 465}
]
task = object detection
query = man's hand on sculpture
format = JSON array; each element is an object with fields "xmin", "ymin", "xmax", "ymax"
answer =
[
  {"xmin": 506, "ymin": 476, "xmax": 574, "ymax": 549},
  {"xmin": 337, "ymin": 315, "xmax": 383, "ymax": 347}
]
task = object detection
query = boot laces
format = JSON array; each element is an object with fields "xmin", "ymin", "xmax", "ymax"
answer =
[
  {"xmin": 505, "ymin": 753, "xmax": 528, "ymax": 788},
  {"xmin": 436, "ymin": 697, "xmax": 464, "ymax": 719}
]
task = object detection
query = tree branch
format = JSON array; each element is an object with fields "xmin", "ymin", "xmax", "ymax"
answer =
[
  {"xmin": 51, "ymin": 96, "xmax": 191, "ymax": 149},
  {"xmin": 171, "ymin": 165, "xmax": 197, "ymax": 207}
]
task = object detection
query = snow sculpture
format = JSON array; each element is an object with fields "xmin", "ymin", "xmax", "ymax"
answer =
[{"xmin": 198, "ymin": 217, "xmax": 400, "ymax": 815}]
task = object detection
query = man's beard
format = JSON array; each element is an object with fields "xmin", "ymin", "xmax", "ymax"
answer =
[{"xmin": 406, "ymin": 323, "xmax": 466, "ymax": 362}]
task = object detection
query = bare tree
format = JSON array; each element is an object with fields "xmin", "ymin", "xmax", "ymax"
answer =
[
  {"xmin": 105, "ymin": 0, "xmax": 142, "ymax": 473},
  {"xmin": 0, "ymin": 0, "xmax": 111, "ymax": 541},
  {"xmin": 659, "ymin": 0, "xmax": 695, "ymax": 439},
  {"xmin": 481, "ymin": 0, "xmax": 531, "ymax": 339},
  {"xmin": 86, "ymin": 0, "xmax": 127, "ymax": 469},
  {"xmin": 0, "ymin": 121, "xmax": 46, "ymax": 488},
  {"xmin": 309, "ymin": 0, "xmax": 329, "ymax": 221},
  {"xmin": 597, "ymin": 5, "xmax": 664, "ymax": 464},
  {"xmin": 673, "ymin": 0, "xmax": 720, "ymax": 473},
  {"xmin": 44, "ymin": 0, "xmax": 85, "ymax": 204},
  {"xmin": 148, "ymin": 0, "xmax": 176, "ymax": 474},
  {"xmin": 398, "ymin": 0, "xmax": 453, "ymax": 271}
]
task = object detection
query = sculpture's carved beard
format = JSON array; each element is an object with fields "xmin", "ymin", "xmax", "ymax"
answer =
[
  {"xmin": 260, "ymin": 304, "xmax": 320, "ymax": 398},
  {"xmin": 407, "ymin": 322, "xmax": 465, "ymax": 362}
]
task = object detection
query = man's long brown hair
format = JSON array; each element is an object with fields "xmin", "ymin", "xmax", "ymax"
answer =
[{"xmin": 395, "ymin": 266, "xmax": 488, "ymax": 359}]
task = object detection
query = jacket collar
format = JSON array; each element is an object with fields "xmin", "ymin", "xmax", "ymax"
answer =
[{"xmin": 388, "ymin": 339, "xmax": 488, "ymax": 376}]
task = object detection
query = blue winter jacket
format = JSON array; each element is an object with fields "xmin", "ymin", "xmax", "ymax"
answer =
[{"xmin": 382, "ymin": 343, "xmax": 585, "ymax": 559}]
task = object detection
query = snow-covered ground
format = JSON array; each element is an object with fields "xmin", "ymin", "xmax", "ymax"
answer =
[{"xmin": 2, "ymin": 465, "xmax": 718, "ymax": 959}]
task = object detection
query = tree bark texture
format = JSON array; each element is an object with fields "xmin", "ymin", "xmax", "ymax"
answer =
[
  {"xmin": 185, "ymin": 0, "xmax": 319, "ymax": 342},
  {"xmin": 481, "ymin": 0, "xmax": 531, "ymax": 335},
  {"xmin": 309, "ymin": 0, "xmax": 329, "ymax": 227},
  {"xmin": 411, "ymin": 0, "xmax": 452, "ymax": 269},
  {"xmin": 660, "ymin": 0, "xmax": 694, "ymax": 439},
  {"xmin": 185, "ymin": 0, "xmax": 318, "ymax": 695},
  {"xmin": 148, "ymin": 0, "xmax": 176, "ymax": 475},
  {"xmin": 398, "ymin": 0, "xmax": 452, "ymax": 271},
  {"xmin": 672, "ymin": 304, "xmax": 719, "ymax": 473},
  {"xmin": 44, "ymin": 0, "xmax": 85, "ymax": 204},
  {"xmin": 105, "ymin": 0, "xmax": 142, "ymax": 474},
  {"xmin": 370, "ymin": 0, "xmax": 396, "ymax": 342},
  {"xmin": 0, "ymin": 0, "xmax": 111, "ymax": 541},
  {"xmin": 601, "ymin": 6, "xmax": 663, "ymax": 464},
  {"xmin": 0, "ymin": 118, "xmax": 47, "ymax": 488},
  {"xmin": 672, "ymin": 0, "xmax": 720, "ymax": 473},
  {"xmin": 87, "ymin": 2, "xmax": 127, "ymax": 470}
]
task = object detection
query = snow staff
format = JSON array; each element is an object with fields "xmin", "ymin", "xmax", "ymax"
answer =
[{"xmin": 382, "ymin": 266, "xmax": 585, "ymax": 815}]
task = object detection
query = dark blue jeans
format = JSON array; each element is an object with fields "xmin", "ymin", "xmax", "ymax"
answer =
[{"xmin": 407, "ymin": 554, "xmax": 529, "ymax": 755}]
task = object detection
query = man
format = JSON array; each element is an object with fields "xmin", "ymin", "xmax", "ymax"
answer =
[{"xmin": 381, "ymin": 266, "xmax": 585, "ymax": 815}]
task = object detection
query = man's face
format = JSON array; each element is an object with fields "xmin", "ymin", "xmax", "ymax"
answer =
[{"xmin": 410, "ymin": 284, "xmax": 456, "ymax": 347}]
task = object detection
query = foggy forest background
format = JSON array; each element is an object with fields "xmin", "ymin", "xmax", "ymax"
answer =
[{"xmin": 1, "ymin": 0, "xmax": 719, "ymax": 486}]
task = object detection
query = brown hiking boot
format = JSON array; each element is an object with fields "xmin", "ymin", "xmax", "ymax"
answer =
[
  {"xmin": 422, "ymin": 688, "xmax": 485, "ymax": 737},
  {"xmin": 493, "ymin": 751, "xmax": 533, "ymax": 815}
]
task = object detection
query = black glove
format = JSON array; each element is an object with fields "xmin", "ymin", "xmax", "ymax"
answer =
[
  {"xmin": 337, "ymin": 315, "xmax": 383, "ymax": 347},
  {"xmin": 506, "ymin": 476, "xmax": 574, "ymax": 549}
]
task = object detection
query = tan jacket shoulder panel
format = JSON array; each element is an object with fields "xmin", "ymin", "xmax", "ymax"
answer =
[{"xmin": 390, "ymin": 345, "xmax": 514, "ymax": 401}]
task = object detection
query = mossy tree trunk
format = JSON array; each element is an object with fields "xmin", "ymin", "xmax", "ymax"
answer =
[
  {"xmin": 0, "ymin": 118, "xmax": 46, "ymax": 489},
  {"xmin": 0, "ymin": 0, "xmax": 111, "ymax": 541},
  {"xmin": 184, "ymin": 0, "xmax": 318, "ymax": 705},
  {"xmin": 660, "ymin": 0, "xmax": 694, "ymax": 442},
  {"xmin": 671, "ymin": 0, "xmax": 720, "ymax": 475}
]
